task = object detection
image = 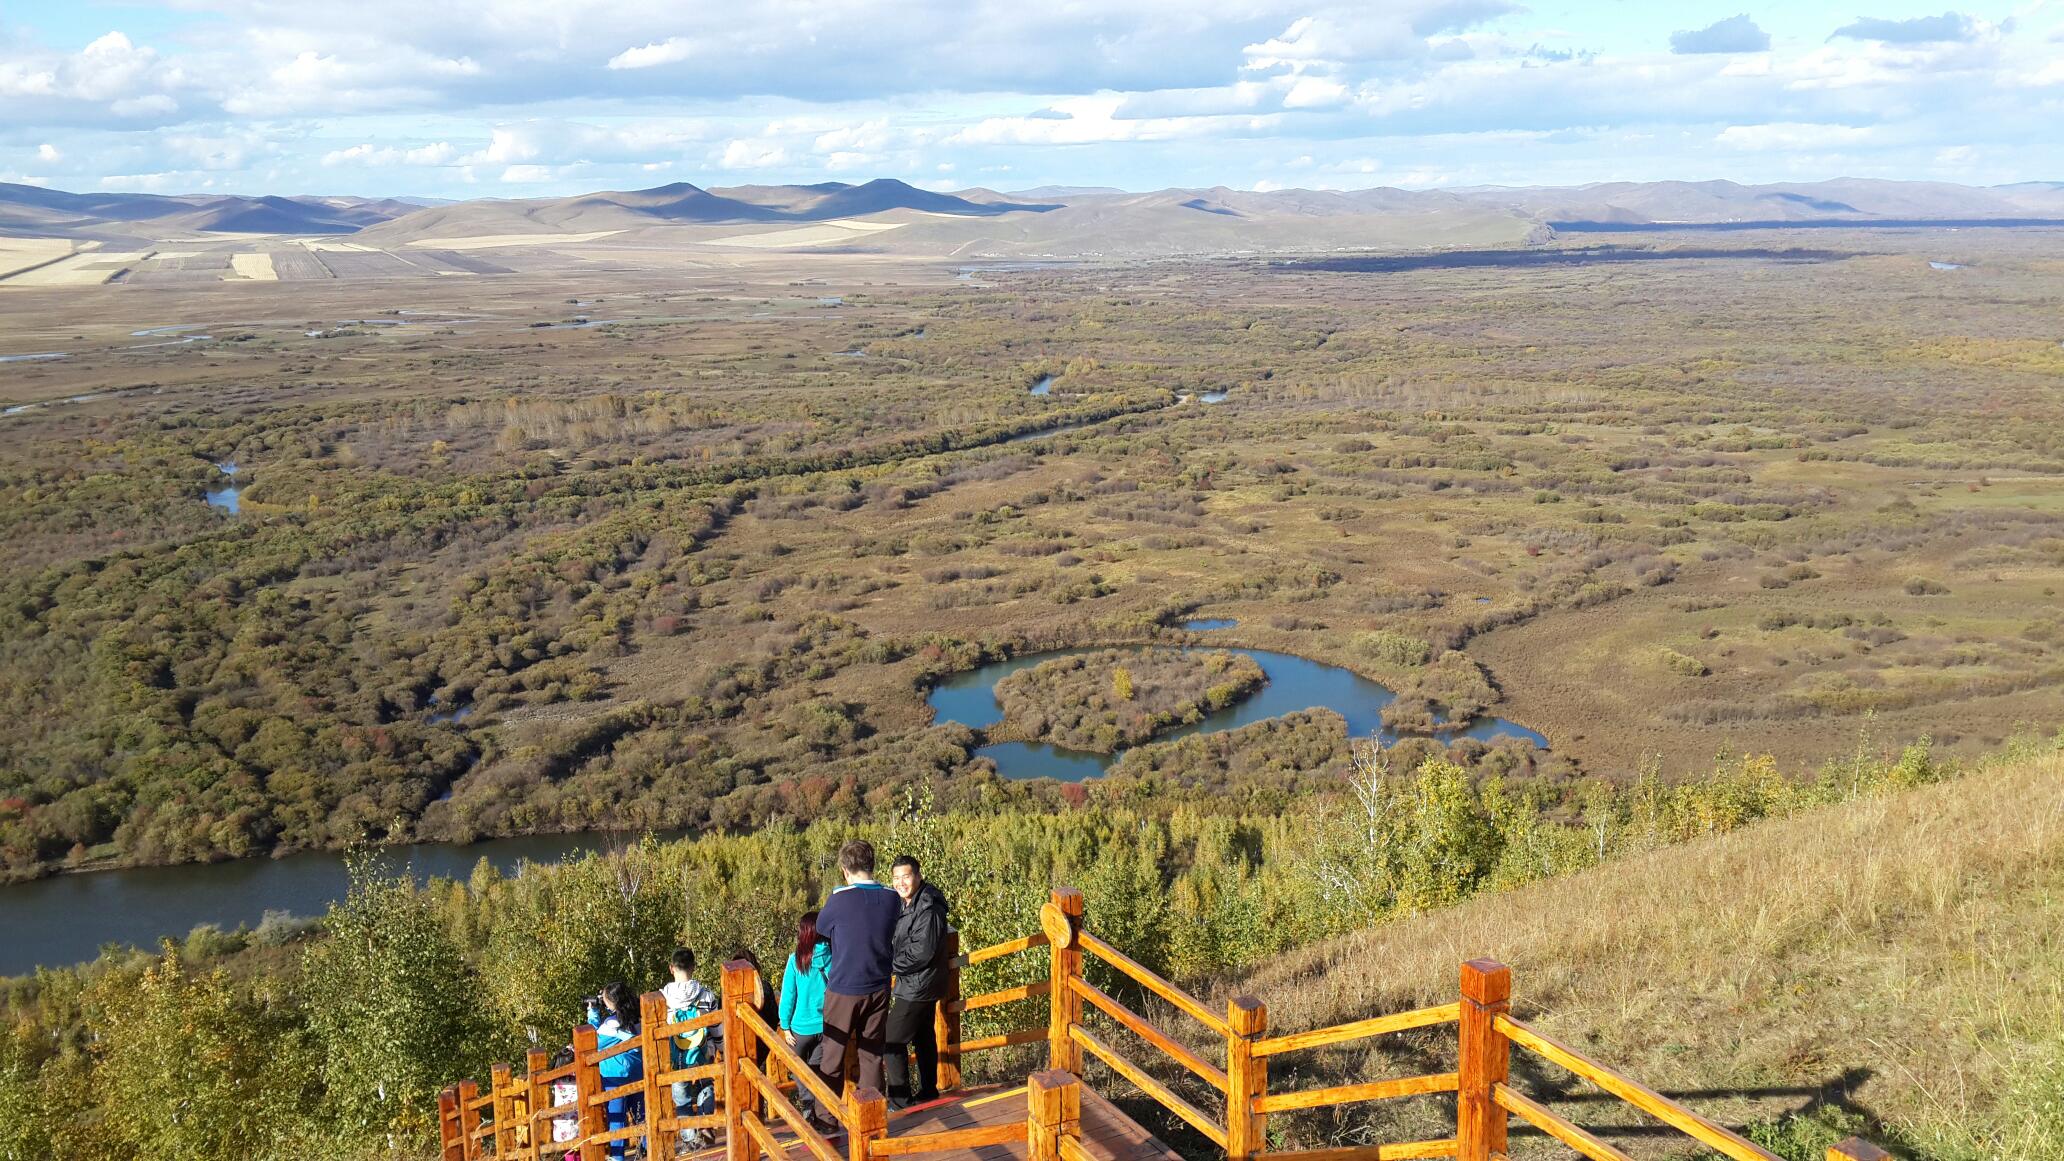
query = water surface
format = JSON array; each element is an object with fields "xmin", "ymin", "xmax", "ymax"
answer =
[
  {"xmin": 928, "ymin": 645, "xmax": 1547, "ymax": 782},
  {"xmin": 0, "ymin": 832, "xmax": 653, "ymax": 975}
]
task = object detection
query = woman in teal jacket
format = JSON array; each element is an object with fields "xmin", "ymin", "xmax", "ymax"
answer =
[
  {"xmin": 779, "ymin": 909, "xmax": 833, "ymax": 1119},
  {"xmin": 586, "ymin": 981, "xmax": 643, "ymax": 1160}
]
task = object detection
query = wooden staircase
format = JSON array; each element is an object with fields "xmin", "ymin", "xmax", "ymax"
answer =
[{"xmin": 440, "ymin": 887, "xmax": 1889, "ymax": 1161}]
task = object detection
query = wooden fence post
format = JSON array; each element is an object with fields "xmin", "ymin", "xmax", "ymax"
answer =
[
  {"xmin": 1027, "ymin": 1069, "xmax": 1081, "ymax": 1161},
  {"xmin": 573, "ymin": 1024, "xmax": 605, "ymax": 1161},
  {"xmin": 722, "ymin": 960, "xmax": 762, "ymax": 1161},
  {"xmin": 440, "ymin": 1086, "xmax": 465, "ymax": 1161},
  {"xmin": 526, "ymin": 1048, "xmax": 551, "ymax": 1161},
  {"xmin": 1456, "ymin": 959, "xmax": 1511, "ymax": 1161},
  {"xmin": 1827, "ymin": 1140, "xmax": 1892, "ymax": 1161},
  {"xmin": 847, "ymin": 1087, "xmax": 888, "ymax": 1161},
  {"xmin": 641, "ymin": 990, "xmax": 671, "ymax": 1160},
  {"xmin": 1045, "ymin": 888, "xmax": 1085, "ymax": 1073},
  {"xmin": 933, "ymin": 929, "xmax": 963, "ymax": 1094},
  {"xmin": 1226, "ymin": 996, "xmax": 1268, "ymax": 1161},
  {"xmin": 491, "ymin": 1064, "xmax": 515, "ymax": 1159},
  {"xmin": 459, "ymin": 1078, "xmax": 484, "ymax": 1161}
]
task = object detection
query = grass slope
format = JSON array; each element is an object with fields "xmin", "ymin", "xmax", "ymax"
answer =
[{"xmin": 1234, "ymin": 749, "xmax": 2064, "ymax": 1158}]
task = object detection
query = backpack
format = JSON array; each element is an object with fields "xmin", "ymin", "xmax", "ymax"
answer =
[{"xmin": 672, "ymin": 991, "xmax": 717, "ymax": 1058}]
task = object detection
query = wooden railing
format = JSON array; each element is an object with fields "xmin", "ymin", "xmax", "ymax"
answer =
[{"xmin": 440, "ymin": 890, "xmax": 1887, "ymax": 1161}]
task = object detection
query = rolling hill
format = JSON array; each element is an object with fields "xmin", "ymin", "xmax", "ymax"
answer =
[
  {"xmin": 5, "ymin": 176, "xmax": 2060, "ymax": 265},
  {"xmin": 0, "ymin": 183, "xmax": 408, "ymax": 237},
  {"xmin": 1238, "ymin": 747, "xmax": 2064, "ymax": 1157}
]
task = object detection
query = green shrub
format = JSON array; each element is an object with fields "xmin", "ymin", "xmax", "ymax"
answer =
[
  {"xmin": 1354, "ymin": 631, "xmax": 1432, "ymax": 668},
  {"xmin": 1659, "ymin": 648, "xmax": 1709, "ymax": 678}
]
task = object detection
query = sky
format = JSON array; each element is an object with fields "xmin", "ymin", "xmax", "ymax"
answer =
[{"xmin": 1, "ymin": 1, "xmax": 2060, "ymax": 199}]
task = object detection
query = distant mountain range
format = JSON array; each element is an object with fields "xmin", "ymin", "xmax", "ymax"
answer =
[
  {"xmin": 0, "ymin": 183, "xmax": 430, "ymax": 237},
  {"xmin": 4, "ymin": 177, "xmax": 2060, "ymax": 259}
]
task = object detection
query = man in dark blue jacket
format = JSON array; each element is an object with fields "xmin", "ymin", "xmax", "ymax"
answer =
[{"xmin": 812, "ymin": 839, "xmax": 903, "ymax": 1101}]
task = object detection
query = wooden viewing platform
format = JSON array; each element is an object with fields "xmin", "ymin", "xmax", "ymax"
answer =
[{"xmin": 440, "ymin": 888, "xmax": 1888, "ymax": 1161}]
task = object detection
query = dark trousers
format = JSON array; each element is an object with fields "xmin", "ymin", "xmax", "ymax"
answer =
[
  {"xmin": 816, "ymin": 988, "xmax": 891, "ymax": 1097},
  {"xmin": 787, "ymin": 1032, "xmax": 824, "ymax": 1116},
  {"xmin": 884, "ymin": 997, "xmax": 939, "ymax": 1101}
]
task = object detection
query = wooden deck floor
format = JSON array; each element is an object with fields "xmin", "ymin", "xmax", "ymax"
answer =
[{"xmin": 685, "ymin": 1083, "xmax": 1182, "ymax": 1161}]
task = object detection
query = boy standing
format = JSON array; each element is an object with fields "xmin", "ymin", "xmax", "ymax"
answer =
[
  {"xmin": 811, "ymin": 840, "xmax": 903, "ymax": 1099},
  {"xmin": 663, "ymin": 948, "xmax": 720, "ymax": 1153}
]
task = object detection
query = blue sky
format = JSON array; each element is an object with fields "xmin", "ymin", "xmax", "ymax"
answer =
[{"xmin": 2, "ymin": 1, "xmax": 2059, "ymax": 198}]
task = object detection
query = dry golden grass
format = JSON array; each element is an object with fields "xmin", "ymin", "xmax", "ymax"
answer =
[{"xmin": 1230, "ymin": 751, "xmax": 2064, "ymax": 1156}]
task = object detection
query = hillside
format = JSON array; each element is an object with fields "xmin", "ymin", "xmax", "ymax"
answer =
[
  {"xmin": 0, "ymin": 182, "xmax": 406, "ymax": 237},
  {"xmin": 1454, "ymin": 178, "xmax": 2064, "ymax": 225},
  {"xmin": 1234, "ymin": 747, "xmax": 2064, "ymax": 1158}
]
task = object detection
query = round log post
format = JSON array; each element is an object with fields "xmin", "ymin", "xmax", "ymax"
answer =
[
  {"xmin": 640, "ymin": 990, "xmax": 670, "ymax": 1160},
  {"xmin": 1456, "ymin": 959, "xmax": 1511, "ymax": 1161},
  {"xmin": 1226, "ymin": 996, "xmax": 1268, "ymax": 1161},
  {"xmin": 573, "ymin": 1024, "xmax": 605, "ymax": 1161},
  {"xmin": 1828, "ymin": 1140, "xmax": 1892, "ymax": 1161},
  {"xmin": 491, "ymin": 1063, "xmax": 515, "ymax": 1159},
  {"xmin": 458, "ymin": 1078, "xmax": 483, "ymax": 1161},
  {"xmin": 1045, "ymin": 888, "xmax": 1085, "ymax": 1073},
  {"xmin": 439, "ymin": 1085, "xmax": 465, "ymax": 1161},
  {"xmin": 722, "ymin": 959, "xmax": 762, "ymax": 1161},
  {"xmin": 525, "ymin": 1048, "xmax": 551, "ymax": 1161},
  {"xmin": 933, "ymin": 929, "xmax": 963, "ymax": 1094}
]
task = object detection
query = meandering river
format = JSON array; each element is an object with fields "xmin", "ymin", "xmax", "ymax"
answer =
[
  {"xmin": 0, "ymin": 644, "xmax": 1545, "ymax": 973},
  {"xmin": 927, "ymin": 645, "xmax": 1546, "ymax": 782}
]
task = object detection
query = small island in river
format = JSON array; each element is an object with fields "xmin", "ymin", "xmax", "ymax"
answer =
[{"xmin": 989, "ymin": 647, "xmax": 1266, "ymax": 753}]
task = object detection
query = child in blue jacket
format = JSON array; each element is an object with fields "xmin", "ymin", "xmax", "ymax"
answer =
[{"xmin": 587, "ymin": 981, "xmax": 644, "ymax": 1160}]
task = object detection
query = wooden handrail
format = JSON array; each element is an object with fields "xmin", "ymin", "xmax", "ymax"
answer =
[
  {"xmin": 433, "ymin": 901, "xmax": 1881, "ymax": 1161},
  {"xmin": 1251, "ymin": 1004, "xmax": 1461, "ymax": 1058},
  {"xmin": 871, "ymin": 1123, "xmax": 1029, "ymax": 1156},
  {"xmin": 1493, "ymin": 1015, "xmax": 1782, "ymax": 1161},
  {"xmin": 738, "ymin": 1109, "xmax": 790, "ymax": 1161},
  {"xmin": 949, "ymin": 979, "xmax": 1051, "ymax": 1015},
  {"xmin": 1256, "ymin": 1142, "xmax": 1458, "ymax": 1161},
  {"xmin": 960, "ymin": 931, "xmax": 1051, "ymax": 967},
  {"xmin": 734, "ymin": 1000, "xmax": 849, "ymax": 1131},
  {"xmin": 586, "ymin": 1078, "xmax": 643, "ymax": 1107},
  {"xmin": 1253, "ymin": 1073, "xmax": 1457, "ymax": 1115},
  {"xmin": 948, "ymin": 1027, "xmax": 1045, "ymax": 1054},
  {"xmin": 1077, "ymin": 930, "xmax": 1230, "ymax": 1037},
  {"xmin": 740, "ymin": 1056, "xmax": 841, "ymax": 1161},
  {"xmin": 651, "ymin": 1060, "xmax": 726, "ymax": 1087},
  {"xmin": 1070, "ymin": 975, "xmax": 1229, "ymax": 1091},
  {"xmin": 1069, "ymin": 1023, "xmax": 1227, "ymax": 1149},
  {"xmin": 1493, "ymin": 1083, "xmax": 1631, "ymax": 1161},
  {"xmin": 582, "ymin": 1035, "xmax": 640, "ymax": 1066},
  {"xmin": 648, "ymin": 1007, "xmax": 725, "ymax": 1039}
]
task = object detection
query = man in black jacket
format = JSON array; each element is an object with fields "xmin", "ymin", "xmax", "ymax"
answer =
[{"xmin": 885, "ymin": 854, "xmax": 949, "ymax": 1108}]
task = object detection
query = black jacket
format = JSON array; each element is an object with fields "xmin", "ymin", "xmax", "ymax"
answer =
[{"xmin": 891, "ymin": 882, "xmax": 951, "ymax": 1002}]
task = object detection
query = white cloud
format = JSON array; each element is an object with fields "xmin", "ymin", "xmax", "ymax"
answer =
[
  {"xmin": 608, "ymin": 38, "xmax": 697, "ymax": 70},
  {"xmin": 0, "ymin": 0, "xmax": 2059, "ymax": 197},
  {"xmin": 719, "ymin": 139, "xmax": 790, "ymax": 169},
  {"xmin": 1715, "ymin": 122, "xmax": 1876, "ymax": 150},
  {"xmin": 322, "ymin": 142, "xmax": 459, "ymax": 166},
  {"xmin": 37, "ymin": 143, "xmax": 62, "ymax": 162}
]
